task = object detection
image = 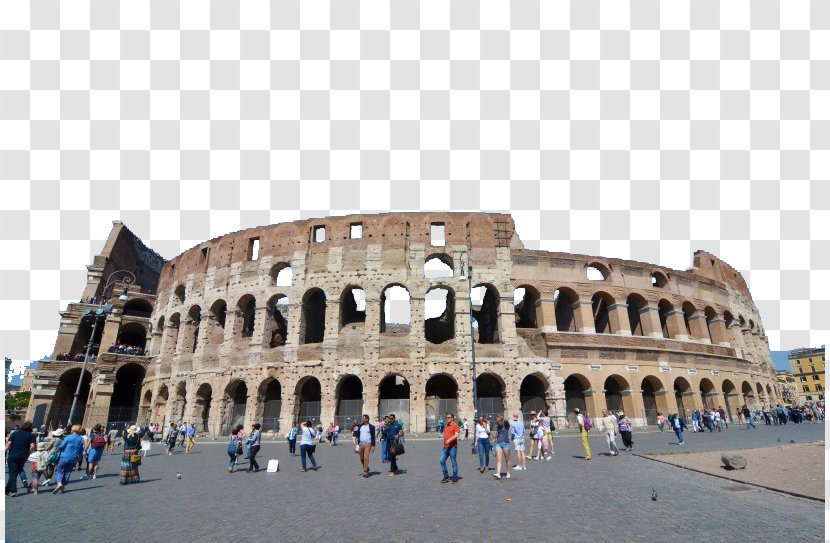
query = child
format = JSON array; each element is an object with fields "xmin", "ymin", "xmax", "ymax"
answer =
[{"xmin": 27, "ymin": 443, "xmax": 48, "ymax": 494}]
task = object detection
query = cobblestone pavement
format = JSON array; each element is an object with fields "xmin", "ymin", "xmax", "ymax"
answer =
[{"xmin": 5, "ymin": 423, "xmax": 824, "ymax": 543}]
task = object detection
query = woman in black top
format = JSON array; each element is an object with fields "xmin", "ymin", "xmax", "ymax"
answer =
[{"xmin": 6, "ymin": 421, "xmax": 36, "ymax": 496}]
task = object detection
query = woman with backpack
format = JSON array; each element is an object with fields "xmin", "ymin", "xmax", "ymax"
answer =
[
  {"xmin": 227, "ymin": 428, "xmax": 242, "ymax": 473},
  {"xmin": 491, "ymin": 415, "xmax": 512, "ymax": 480},
  {"xmin": 83, "ymin": 424, "xmax": 107, "ymax": 480},
  {"xmin": 120, "ymin": 425, "xmax": 142, "ymax": 485}
]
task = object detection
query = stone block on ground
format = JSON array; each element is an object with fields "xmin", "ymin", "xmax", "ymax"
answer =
[{"xmin": 721, "ymin": 452, "xmax": 747, "ymax": 470}]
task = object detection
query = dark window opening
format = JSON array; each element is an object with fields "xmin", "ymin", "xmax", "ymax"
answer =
[
  {"xmin": 300, "ymin": 289, "xmax": 326, "ymax": 344},
  {"xmin": 472, "ymin": 284, "xmax": 500, "ymax": 344},
  {"xmin": 554, "ymin": 289, "xmax": 576, "ymax": 332},
  {"xmin": 340, "ymin": 287, "xmax": 366, "ymax": 329},
  {"xmin": 425, "ymin": 287, "xmax": 454, "ymax": 344}
]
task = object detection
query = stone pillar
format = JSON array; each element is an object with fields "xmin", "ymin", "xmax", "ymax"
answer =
[
  {"xmin": 727, "ymin": 321, "xmax": 745, "ymax": 355},
  {"xmin": 319, "ymin": 378, "xmax": 336, "ymax": 426},
  {"xmin": 708, "ymin": 316, "xmax": 729, "ymax": 346},
  {"xmin": 363, "ymin": 292, "xmax": 381, "ymax": 360},
  {"xmin": 665, "ymin": 310, "xmax": 688, "ymax": 340},
  {"xmin": 688, "ymin": 311, "xmax": 711, "ymax": 342},
  {"xmin": 150, "ymin": 329, "xmax": 164, "ymax": 356},
  {"xmin": 245, "ymin": 389, "xmax": 260, "ymax": 430},
  {"xmin": 640, "ymin": 306, "xmax": 664, "ymax": 338},
  {"xmin": 99, "ymin": 315, "xmax": 121, "ymax": 352},
  {"xmin": 84, "ymin": 374, "xmax": 114, "ymax": 428},
  {"xmin": 619, "ymin": 389, "xmax": 642, "ymax": 426},
  {"xmin": 195, "ymin": 313, "xmax": 212, "ymax": 356},
  {"xmin": 609, "ymin": 303, "xmax": 631, "ymax": 335},
  {"xmin": 572, "ymin": 300, "xmax": 595, "ymax": 333},
  {"xmin": 538, "ymin": 297, "xmax": 557, "ymax": 333},
  {"xmin": 251, "ymin": 305, "xmax": 270, "ymax": 352},
  {"xmin": 323, "ymin": 299, "xmax": 340, "ymax": 359},
  {"xmin": 454, "ymin": 290, "xmax": 472, "ymax": 360}
]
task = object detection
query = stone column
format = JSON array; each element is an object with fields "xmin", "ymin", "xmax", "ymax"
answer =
[
  {"xmin": 609, "ymin": 303, "xmax": 631, "ymax": 335},
  {"xmin": 409, "ymin": 296, "xmax": 426, "ymax": 359},
  {"xmin": 572, "ymin": 300, "xmax": 595, "ymax": 333},
  {"xmin": 727, "ymin": 321, "xmax": 745, "ymax": 355},
  {"xmin": 639, "ymin": 305, "xmax": 664, "ymax": 338},
  {"xmin": 708, "ymin": 316, "xmax": 729, "ymax": 346},
  {"xmin": 620, "ymin": 389, "xmax": 642, "ymax": 426},
  {"xmin": 99, "ymin": 314, "xmax": 121, "ymax": 352},
  {"xmin": 245, "ymin": 389, "xmax": 260, "ymax": 430},
  {"xmin": 251, "ymin": 305, "xmax": 270, "ymax": 353},
  {"xmin": 688, "ymin": 311, "xmax": 711, "ymax": 343},
  {"xmin": 363, "ymin": 292, "xmax": 381, "ymax": 360},
  {"xmin": 322, "ymin": 299, "xmax": 340, "ymax": 359},
  {"xmin": 319, "ymin": 378, "xmax": 336, "ymax": 426},
  {"xmin": 149, "ymin": 329, "xmax": 164, "ymax": 356},
  {"xmin": 454, "ymin": 290, "xmax": 472, "ymax": 360},
  {"xmin": 538, "ymin": 297, "xmax": 557, "ymax": 333},
  {"xmin": 665, "ymin": 310, "xmax": 688, "ymax": 340},
  {"xmin": 195, "ymin": 313, "xmax": 213, "ymax": 356}
]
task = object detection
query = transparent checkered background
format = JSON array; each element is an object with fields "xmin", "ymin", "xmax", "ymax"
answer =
[{"xmin": 1, "ymin": 0, "xmax": 829, "ymax": 366}]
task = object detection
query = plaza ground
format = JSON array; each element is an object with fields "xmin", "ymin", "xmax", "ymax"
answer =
[{"xmin": 5, "ymin": 423, "xmax": 824, "ymax": 543}]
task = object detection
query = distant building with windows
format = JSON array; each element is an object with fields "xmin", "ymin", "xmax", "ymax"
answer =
[{"xmin": 788, "ymin": 346, "xmax": 825, "ymax": 403}]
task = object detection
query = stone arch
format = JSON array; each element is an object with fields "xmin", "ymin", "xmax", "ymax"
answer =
[
  {"xmin": 604, "ymin": 374, "xmax": 634, "ymax": 415},
  {"xmin": 174, "ymin": 284, "xmax": 186, "ymax": 304},
  {"xmin": 122, "ymin": 298, "xmax": 153, "ymax": 318},
  {"xmin": 184, "ymin": 304, "xmax": 202, "ymax": 353},
  {"xmin": 704, "ymin": 306, "xmax": 717, "ymax": 343},
  {"xmin": 564, "ymin": 373, "xmax": 594, "ymax": 424},
  {"xmin": 651, "ymin": 270, "xmax": 668, "ymax": 288},
  {"xmin": 514, "ymin": 285, "xmax": 542, "ymax": 329},
  {"xmin": 699, "ymin": 377, "xmax": 716, "ymax": 409},
  {"xmin": 520, "ymin": 373, "xmax": 549, "ymax": 423},
  {"xmin": 236, "ymin": 294, "xmax": 257, "ymax": 339},
  {"xmin": 681, "ymin": 301, "xmax": 697, "ymax": 338},
  {"xmin": 378, "ymin": 373, "xmax": 411, "ymax": 428},
  {"xmin": 70, "ymin": 315, "xmax": 105, "ymax": 357},
  {"xmin": 626, "ymin": 293, "xmax": 648, "ymax": 336},
  {"xmin": 116, "ymin": 322, "xmax": 148, "ymax": 351},
  {"xmin": 476, "ymin": 372, "xmax": 505, "ymax": 422},
  {"xmin": 591, "ymin": 291, "xmax": 616, "ymax": 334},
  {"xmin": 221, "ymin": 379, "xmax": 248, "ymax": 434},
  {"xmin": 335, "ymin": 374, "xmax": 364, "ymax": 428},
  {"xmin": 673, "ymin": 377, "xmax": 691, "ymax": 420},
  {"xmin": 586, "ymin": 262, "xmax": 610, "ymax": 281},
  {"xmin": 471, "ymin": 283, "xmax": 500, "ymax": 344},
  {"xmin": 380, "ymin": 284, "xmax": 411, "ymax": 334},
  {"xmin": 554, "ymin": 287, "xmax": 579, "ymax": 332},
  {"xmin": 108, "ymin": 363, "xmax": 147, "ymax": 427},
  {"xmin": 139, "ymin": 389, "xmax": 153, "ymax": 426},
  {"xmin": 165, "ymin": 313, "xmax": 181, "ymax": 355},
  {"xmin": 300, "ymin": 288, "xmax": 326, "ymax": 344},
  {"xmin": 340, "ymin": 285, "xmax": 367, "ymax": 329},
  {"xmin": 741, "ymin": 380, "xmax": 754, "ymax": 408},
  {"xmin": 295, "ymin": 376, "xmax": 322, "ymax": 423},
  {"xmin": 194, "ymin": 383, "xmax": 212, "ymax": 432},
  {"xmin": 266, "ymin": 294, "xmax": 289, "ymax": 348},
  {"xmin": 425, "ymin": 373, "xmax": 458, "ymax": 431},
  {"xmin": 47, "ymin": 367, "xmax": 93, "ymax": 427},
  {"xmin": 756, "ymin": 382, "xmax": 766, "ymax": 405},
  {"xmin": 153, "ymin": 384, "xmax": 169, "ymax": 426},
  {"xmin": 658, "ymin": 299, "xmax": 674, "ymax": 338},
  {"xmin": 425, "ymin": 285, "xmax": 455, "ymax": 344},
  {"xmin": 722, "ymin": 379, "xmax": 737, "ymax": 423},
  {"xmin": 424, "ymin": 253, "xmax": 453, "ymax": 279},
  {"xmin": 269, "ymin": 262, "xmax": 292, "ymax": 287},
  {"xmin": 208, "ymin": 299, "xmax": 227, "ymax": 345},
  {"xmin": 641, "ymin": 375, "xmax": 667, "ymax": 425},
  {"xmin": 258, "ymin": 377, "xmax": 282, "ymax": 432}
]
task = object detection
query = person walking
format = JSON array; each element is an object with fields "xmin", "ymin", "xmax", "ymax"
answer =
[
  {"xmin": 510, "ymin": 412, "xmax": 527, "ymax": 471},
  {"xmin": 83, "ymin": 424, "xmax": 107, "ymax": 479},
  {"xmin": 299, "ymin": 421, "xmax": 319, "ymax": 472},
  {"xmin": 185, "ymin": 423, "xmax": 196, "ymax": 454},
  {"xmin": 246, "ymin": 423, "xmax": 262, "ymax": 472},
  {"xmin": 227, "ymin": 428, "xmax": 242, "ymax": 473},
  {"xmin": 120, "ymin": 425, "xmax": 142, "ymax": 485},
  {"xmin": 5, "ymin": 421, "xmax": 36, "ymax": 497},
  {"xmin": 27, "ymin": 442, "xmax": 48, "ymax": 494},
  {"xmin": 539, "ymin": 410, "xmax": 554, "ymax": 460},
  {"xmin": 575, "ymin": 408, "xmax": 591, "ymax": 461},
  {"xmin": 462, "ymin": 418, "xmax": 469, "ymax": 441},
  {"xmin": 617, "ymin": 412, "xmax": 633, "ymax": 451},
  {"xmin": 527, "ymin": 411, "xmax": 539, "ymax": 460},
  {"xmin": 41, "ymin": 428, "xmax": 64, "ymax": 486},
  {"xmin": 439, "ymin": 413, "xmax": 460, "ymax": 484},
  {"xmin": 598, "ymin": 410, "xmax": 619, "ymax": 456},
  {"xmin": 492, "ymin": 415, "xmax": 512, "ymax": 479},
  {"xmin": 286, "ymin": 422, "xmax": 298, "ymax": 457},
  {"xmin": 656, "ymin": 412, "xmax": 665, "ymax": 432},
  {"xmin": 385, "ymin": 413, "xmax": 404, "ymax": 476},
  {"xmin": 474, "ymin": 416, "xmax": 491, "ymax": 473},
  {"xmin": 52, "ymin": 424, "xmax": 86, "ymax": 494},
  {"xmin": 742, "ymin": 405, "xmax": 756, "ymax": 429},
  {"xmin": 166, "ymin": 423, "xmax": 178, "ymax": 455},
  {"xmin": 379, "ymin": 416, "xmax": 389, "ymax": 463},
  {"xmin": 671, "ymin": 413, "xmax": 687, "ymax": 445},
  {"xmin": 355, "ymin": 414, "xmax": 376, "ymax": 478}
]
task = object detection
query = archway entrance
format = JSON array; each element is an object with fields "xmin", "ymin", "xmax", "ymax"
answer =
[
  {"xmin": 564, "ymin": 374, "xmax": 590, "ymax": 425},
  {"xmin": 742, "ymin": 381, "xmax": 755, "ymax": 410},
  {"xmin": 108, "ymin": 363, "xmax": 146, "ymax": 428},
  {"xmin": 641, "ymin": 376, "xmax": 664, "ymax": 425},
  {"xmin": 475, "ymin": 373, "xmax": 504, "ymax": 424},
  {"xmin": 138, "ymin": 390, "xmax": 152, "ymax": 426},
  {"xmin": 604, "ymin": 375, "xmax": 630, "ymax": 414},
  {"xmin": 153, "ymin": 385, "xmax": 169, "ymax": 427},
  {"xmin": 425, "ymin": 374, "xmax": 458, "ymax": 432},
  {"xmin": 260, "ymin": 379, "xmax": 282, "ymax": 432},
  {"xmin": 722, "ymin": 380, "xmax": 737, "ymax": 423},
  {"xmin": 47, "ymin": 368, "xmax": 92, "ymax": 427},
  {"xmin": 378, "ymin": 374, "xmax": 410, "ymax": 428},
  {"xmin": 195, "ymin": 384, "xmax": 212, "ymax": 432},
  {"xmin": 116, "ymin": 322, "xmax": 148, "ymax": 351},
  {"xmin": 520, "ymin": 374, "xmax": 548, "ymax": 425},
  {"xmin": 297, "ymin": 377, "xmax": 322, "ymax": 424},
  {"xmin": 700, "ymin": 378, "xmax": 716, "ymax": 409},
  {"xmin": 335, "ymin": 375, "xmax": 363, "ymax": 429},
  {"xmin": 223, "ymin": 381, "xmax": 247, "ymax": 434},
  {"xmin": 674, "ymin": 377, "xmax": 691, "ymax": 421}
]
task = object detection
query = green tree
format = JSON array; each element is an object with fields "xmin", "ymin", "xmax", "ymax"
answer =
[{"xmin": 5, "ymin": 391, "xmax": 31, "ymax": 412}]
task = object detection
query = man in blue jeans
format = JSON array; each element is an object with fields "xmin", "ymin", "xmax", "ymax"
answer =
[{"xmin": 439, "ymin": 413, "xmax": 460, "ymax": 484}]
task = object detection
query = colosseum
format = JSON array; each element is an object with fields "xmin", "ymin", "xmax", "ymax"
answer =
[{"xmin": 27, "ymin": 212, "xmax": 780, "ymax": 434}]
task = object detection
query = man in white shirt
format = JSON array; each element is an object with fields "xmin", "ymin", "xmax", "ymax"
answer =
[
  {"xmin": 355, "ymin": 415, "xmax": 375, "ymax": 478},
  {"xmin": 597, "ymin": 410, "xmax": 619, "ymax": 456}
]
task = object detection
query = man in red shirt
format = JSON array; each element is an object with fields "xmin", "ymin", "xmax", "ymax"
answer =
[{"xmin": 439, "ymin": 413, "xmax": 460, "ymax": 484}]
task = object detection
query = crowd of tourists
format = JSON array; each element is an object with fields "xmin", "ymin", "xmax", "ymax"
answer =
[
  {"xmin": 106, "ymin": 342, "xmax": 149, "ymax": 356},
  {"xmin": 54, "ymin": 352, "xmax": 97, "ymax": 362}
]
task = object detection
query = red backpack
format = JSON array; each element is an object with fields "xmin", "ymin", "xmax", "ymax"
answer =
[{"xmin": 91, "ymin": 432, "xmax": 107, "ymax": 448}]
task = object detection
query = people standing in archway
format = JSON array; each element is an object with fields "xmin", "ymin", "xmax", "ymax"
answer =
[
  {"xmin": 385, "ymin": 413, "xmax": 404, "ymax": 477},
  {"xmin": 617, "ymin": 412, "xmax": 633, "ymax": 451},
  {"xmin": 475, "ymin": 416, "xmax": 491, "ymax": 473},
  {"xmin": 246, "ymin": 423, "xmax": 262, "ymax": 472},
  {"xmin": 299, "ymin": 420, "xmax": 319, "ymax": 473},
  {"xmin": 120, "ymin": 425, "xmax": 142, "ymax": 486},
  {"xmin": 597, "ymin": 410, "xmax": 619, "ymax": 457},
  {"xmin": 5, "ymin": 421, "xmax": 35, "ymax": 497},
  {"xmin": 439, "ymin": 413, "xmax": 460, "ymax": 484},
  {"xmin": 491, "ymin": 415, "xmax": 512, "ymax": 479},
  {"xmin": 575, "ymin": 408, "xmax": 591, "ymax": 461}
]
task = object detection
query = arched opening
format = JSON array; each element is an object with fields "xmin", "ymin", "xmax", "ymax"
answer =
[
  {"xmin": 296, "ymin": 377, "xmax": 322, "ymax": 424},
  {"xmin": 592, "ymin": 291, "xmax": 615, "ymax": 334},
  {"xmin": 475, "ymin": 373, "xmax": 505, "ymax": 424},
  {"xmin": 115, "ymin": 322, "xmax": 147, "ymax": 351},
  {"xmin": 209, "ymin": 300, "xmax": 227, "ymax": 345},
  {"xmin": 165, "ymin": 313, "xmax": 181, "ymax": 355},
  {"xmin": 270, "ymin": 262, "xmax": 292, "ymax": 287},
  {"xmin": 47, "ymin": 368, "xmax": 93, "ymax": 426},
  {"xmin": 335, "ymin": 375, "xmax": 364, "ymax": 428},
  {"xmin": 424, "ymin": 254, "xmax": 453, "ymax": 279},
  {"xmin": 300, "ymin": 289, "xmax": 326, "ymax": 344},
  {"xmin": 268, "ymin": 295, "xmax": 289, "ymax": 347},
  {"xmin": 682, "ymin": 301, "xmax": 696, "ymax": 338},
  {"xmin": 520, "ymin": 374, "xmax": 548, "ymax": 424},
  {"xmin": 174, "ymin": 284, "xmax": 186, "ymax": 304},
  {"xmin": 704, "ymin": 306, "xmax": 717, "ymax": 343},
  {"xmin": 651, "ymin": 271, "xmax": 668, "ymax": 288},
  {"xmin": 378, "ymin": 374, "xmax": 410, "ymax": 428},
  {"xmin": 172, "ymin": 381, "xmax": 187, "ymax": 422},
  {"xmin": 554, "ymin": 288, "xmax": 577, "ymax": 332},
  {"xmin": 627, "ymin": 293, "xmax": 647, "ymax": 336},
  {"xmin": 380, "ymin": 284, "xmax": 411, "ymax": 334},
  {"xmin": 658, "ymin": 299, "xmax": 674, "ymax": 339},
  {"xmin": 586, "ymin": 262, "xmax": 610, "ymax": 281},
  {"xmin": 564, "ymin": 374, "xmax": 591, "ymax": 425},
  {"xmin": 237, "ymin": 295, "xmax": 256, "ymax": 338},
  {"xmin": 604, "ymin": 375, "xmax": 629, "ymax": 413},
  {"xmin": 195, "ymin": 384, "xmax": 212, "ymax": 432},
  {"xmin": 260, "ymin": 378, "xmax": 282, "ymax": 432},
  {"xmin": 425, "ymin": 286, "xmax": 455, "ymax": 344},
  {"xmin": 700, "ymin": 378, "xmax": 716, "ymax": 409},
  {"xmin": 340, "ymin": 286, "xmax": 366, "ymax": 329},
  {"xmin": 108, "ymin": 363, "xmax": 146, "ymax": 427},
  {"xmin": 153, "ymin": 385, "xmax": 169, "ymax": 426},
  {"xmin": 514, "ymin": 286, "xmax": 541, "ymax": 329},
  {"xmin": 741, "ymin": 380, "xmax": 754, "ymax": 408},
  {"xmin": 722, "ymin": 379, "xmax": 736, "ymax": 422},
  {"xmin": 122, "ymin": 298, "xmax": 153, "ymax": 318},
  {"xmin": 138, "ymin": 389, "xmax": 152, "ymax": 426},
  {"xmin": 471, "ymin": 283, "xmax": 500, "ymax": 344},
  {"xmin": 425, "ymin": 374, "xmax": 458, "ymax": 432},
  {"xmin": 641, "ymin": 376, "xmax": 663, "ymax": 425},
  {"xmin": 674, "ymin": 377, "xmax": 691, "ymax": 421},
  {"xmin": 70, "ymin": 317, "xmax": 104, "ymax": 357},
  {"xmin": 756, "ymin": 382, "xmax": 766, "ymax": 405},
  {"xmin": 186, "ymin": 305, "xmax": 202, "ymax": 353},
  {"xmin": 223, "ymin": 380, "xmax": 248, "ymax": 434}
]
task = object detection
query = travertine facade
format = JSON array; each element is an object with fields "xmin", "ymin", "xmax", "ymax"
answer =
[{"xmin": 30, "ymin": 213, "xmax": 779, "ymax": 433}]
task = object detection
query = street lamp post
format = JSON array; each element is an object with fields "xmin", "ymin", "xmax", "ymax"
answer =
[
  {"xmin": 66, "ymin": 270, "xmax": 135, "ymax": 426},
  {"xmin": 461, "ymin": 254, "xmax": 479, "ymax": 421}
]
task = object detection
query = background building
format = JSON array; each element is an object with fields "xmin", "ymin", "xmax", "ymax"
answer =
[{"xmin": 788, "ymin": 347, "xmax": 825, "ymax": 403}]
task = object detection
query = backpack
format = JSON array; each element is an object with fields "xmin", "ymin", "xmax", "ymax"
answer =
[
  {"xmin": 91, "ymin": 433, "xmax": 107, "ymax": 449},
  {"xmin": 46, "ymin": 443, "xmax": 61, "ymax": 465},
  {"xmin": 582, "ymin": 416, "xmax": 593, "ymax": 431}
]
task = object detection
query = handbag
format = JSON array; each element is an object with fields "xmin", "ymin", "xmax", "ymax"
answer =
[
  {"xmin": 391, "ymin": 441, "xmax": 405, "ymax": 456},
  {"xmin": 130, "ymin": 453, "xmax": 142, "ymax": 465}
]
